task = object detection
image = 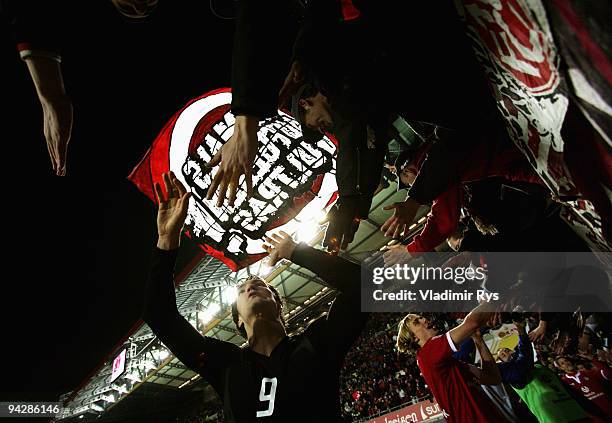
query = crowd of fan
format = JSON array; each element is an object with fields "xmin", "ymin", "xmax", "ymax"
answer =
[
  {"xmin": 339, "ymin": 313, "xmax": 431, "ymax": 420},
  {"xmin": 338, "ymin": 311, "xmax": 611, "ymax": 422}
]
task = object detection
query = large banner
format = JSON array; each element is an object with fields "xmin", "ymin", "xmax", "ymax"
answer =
[
  {"xmin": 366, "ymin": 399, "xmax": 445, "ymax": 423},
  {"xmin": 456, "ymin": 0, "xmax": 611, "ymax": 251},
  {"xmin": 129, "ymin": 88, "xmax": 338, "ymax": 270}
]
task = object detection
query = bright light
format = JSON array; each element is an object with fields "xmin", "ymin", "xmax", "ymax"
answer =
[
  {"xmin": 153, "ymin": 349, "xmax": 169, "ymax": 362},
  {"xmin": 198, "ymin": 303, "xmax": 221, "ymax": 325},
  {"xmin": 316, "ymin": 209, "xmax": 329, "ymax": 224},
  {"xmin": 112, "ymin": 384, "xmax": 128, "ymax": 394},
  {"xmin": 125, "ymin": 372, "xmax": 142, "ymax": 383},
  {"xmin": 258, "ymin": 260, "xmax": 273, "ymax": 276},
  {"xmin": 79, "ymin": 416, "xmax": 84, "ymax": 420},
  {"xmin": 296, "ymin": 221, "xmax": 319, "ymax": 243},
  {"xmin": 143, "ymin": 360, "xmax": 157, "ymax": 371},
  {"xmin": 221, "ymin": 285, "xmax": 238, "ymax": 305}
]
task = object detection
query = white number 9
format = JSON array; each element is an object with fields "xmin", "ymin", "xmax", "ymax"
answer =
[{"xmin": 256, "ymin": 377, "xmax": 278, "ymax": 417}]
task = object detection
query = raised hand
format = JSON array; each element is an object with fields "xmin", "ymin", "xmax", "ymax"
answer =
[
  {"xmin": 25, "ymin": 56, "xmax": 73, "ymax": 176},
  {"xmin": 263, "ymin": 231, "xmax": 297, "ymax": 266},
  {"xmin": 381, "ymin": 198, "xmax": 421, "ymax": 238},
  {"xmin": 528, "ymin": 320, "xmax": 547, "ymax": 343},
  {"xmin": 42, "ymin": 94, "xmax": 72, "ymax": 176},
  {"xmin": 205, "ymin": 115, "xmax": 259, "ymax": 207},
  {"xmin": 323, "ymin": 198, "xmax": 361, "ymax": 253},
  {"xmin": 383, "ymin": 244, "xmax": 412, "ymax": 267},
  {"xmin": 155, "ymin": 171, "xmax": 192, "ymax": 250}
]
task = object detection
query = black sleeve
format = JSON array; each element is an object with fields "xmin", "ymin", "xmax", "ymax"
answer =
[
  {"xmin": 334, "ymin": 115, "xmax": 387, "ymax": 217},
  {"xmin": 290, "ymin": 243, "xmax": 368, "ymax": 360},
  {"xmin": 334, "ymin": 118, "xmax": 366, "ymax": 199},
  {"xmin": 1, "ymin": 0, "xmax": 62, "ymax": 57},
  {"xmin": 230, "ymin": 0, "xmax": 298, "ymax": 118},
  {"xmin": 356, "ymin": 125, "xmax": 389, "ymax": 217},
  {"xmin": 143, "ymin": 247, "xmax": 240, "ymax": 395},
  {"xmin": 291, "ymin": 0, "xmax": 339, "ymax": 74},
  {"xmin": 407, "ymin": 134, "xmax": 462, "ymax": 204}
]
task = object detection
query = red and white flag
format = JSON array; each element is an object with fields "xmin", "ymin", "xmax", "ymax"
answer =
[{"xmin": 129, "ymin": 88, "xmax": 338, "ymax": 270}]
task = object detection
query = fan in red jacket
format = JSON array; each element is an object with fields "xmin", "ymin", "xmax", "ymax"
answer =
[{"xmin": 384, "ymin": 125, "xmax": 546, "ymax": 257}]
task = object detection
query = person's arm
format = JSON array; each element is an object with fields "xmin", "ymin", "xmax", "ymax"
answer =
[
  {"xmin": 3, "ymin": 0, "xmax": 71, "ymax": 176},
  {"xmin": 448, "ymin": 302, "xmax": 495, "ymax": 348},
  {"xmin": 472, "ymin": 331, "xmax": 502, "ymax": 385},
  {"xmin": 292, "ymin": 243, "xmax": 368, "ymax": 360},
  {"xmin": 263, "ymin": 233, "xmax": 367, "ymax": 359},
  {"xmin": 208, "ymin": 0, "xmax": 299, "ymax": 207},
  {"xmin": 145, "ymin": 172, "xmax": 239, "ymax": 392},
  {"xmin": 406, "ymin": 185, "xmax": 461, "ymax": 254},
  {"xmin": 513, "ymin": 321, "xmax": 534, "ymax": 369},
  {"xmin": 25, "ymin": 56, "xmax": 72, "ymax": 176},
  {"xmin": 144, "ymin": 248, "xmax": 238, "ymax": 378},
  {"xmin": 408, "ymin": 135, "xmax": 463, "ymax": 205},
  {"xmin": 528, "ymin": 313, "xmax": 547, "ymax": 343},
  {"xmin": 290, "ymin": 242, "xmax": 361, "ymax": 296},
  {"xmin": 325, "ymin": 117, "xmax": 384, "ymax": 251},
  {"xmin": 230, "ymin": 0, "xmax": 298, "ymax": 118}
]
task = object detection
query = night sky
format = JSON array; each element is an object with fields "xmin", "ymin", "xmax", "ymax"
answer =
[{"xmin": 1, "ymin": 1, "xmax": 236, "ymax": 402}]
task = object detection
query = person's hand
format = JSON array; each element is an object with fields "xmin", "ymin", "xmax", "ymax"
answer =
[
  {"xmin": 596, "ymin": 348, "xmax": 612, "ymax": 365},
  {"xmin": 41, "ymin": 93, "xmax": 72, "ymax": 176},
  {"xmin": 381, "ymin": 198, "xmax": 421, "ymax": 238},
  {"xmin": 278, "ymin": 60, "xmax": 303, "ymax": 109},
  {"xmin": 155, "ymin": 171, "xmax": 192, "ymax": 250},
  {"xmin": 323, "ymin": 197, "xmax": 361, "ymax": 253},
  {"xmin": 442, "ymin": 252, "xmax": 474, "ymax": 269},
  {"xmin": 25, "ymin": 56, "xmax": 73, "ymax": 176},
  {"xmin": 263, "ymin": 231, "xmax": 297, "ymax": 266},
  {"xmin": 528, "ymin": 320, "xmax": 547, "ymax": 343},
  {"xmin": 383, "ymin": 244, "xmax": 412, "ymax": 267},
  {"xmin": 471, "ymin": 330, "xmax": 484, "ymax": 342},
  {"xmin": 205, "ymin": 115, "xmax": 259, "ymax": 207}
]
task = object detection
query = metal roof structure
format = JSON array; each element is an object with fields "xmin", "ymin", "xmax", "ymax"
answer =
[{"xmin": 54, "ymin": 119, "xmax": 430, "ymax": 422}]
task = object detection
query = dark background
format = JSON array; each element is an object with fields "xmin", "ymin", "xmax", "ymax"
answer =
[{"xmin": 0, "ymin": 0, "xmax": 235, "ymax": 402}]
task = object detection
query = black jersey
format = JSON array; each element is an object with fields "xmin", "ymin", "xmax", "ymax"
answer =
[{"xmin": 143, "ymin": 243, "xmax": 367, "ymax": 422}]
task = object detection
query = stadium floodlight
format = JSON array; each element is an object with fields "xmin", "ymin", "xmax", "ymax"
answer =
[
  {"xmin": 158, "ymin": 349, "xmax": 169, "ymax": 361},
  {"xmin": 111, "ymin": 384, "xmax": 128, "ymax": 394},
  {"xmin": 124, "ymin": 372, "xmax": 142, "ymax": 383},
  {"xmin": 142, "ymin": 359, "xmax": 157, "ymax": 371}
]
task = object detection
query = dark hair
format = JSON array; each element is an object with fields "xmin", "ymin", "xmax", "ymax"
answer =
[{"xmin": 231, "ymin": 276, "xmax": 285, "ymax": 339}]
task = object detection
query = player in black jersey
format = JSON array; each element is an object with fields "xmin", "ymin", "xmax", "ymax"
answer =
[{"xmin": 143, "ymin": 172, "xmax": 368, "ymax": 422}]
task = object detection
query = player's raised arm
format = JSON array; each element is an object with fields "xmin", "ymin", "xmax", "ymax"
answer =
[
  {"xmin": 448, "ymin": 301, "xmax": 496, "ymax": 348},
  {"xmin": 143, "ymin": 172, "xmax": 238, "ymax": 387},
  {"xmin": 263, "ymin": 232, "xmax": 361, "ymax": 292},
  {"xmin": 471, "ymin": 331, "xmax": 502, "ymax": 385},
  {"xmin": 263, "ymin": 232, "xmax": 367, "ymax": 357}
]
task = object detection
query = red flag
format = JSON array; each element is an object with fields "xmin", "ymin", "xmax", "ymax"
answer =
[{"xmin": 457, "ymin": 0, "xmax": 611, "ymax": 249}]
